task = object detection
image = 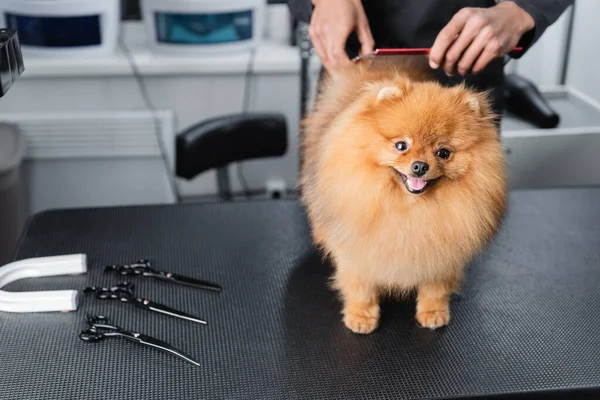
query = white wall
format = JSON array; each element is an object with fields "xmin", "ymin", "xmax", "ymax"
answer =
[
  {"xmin": 508, "ymin": 5, "xmax": 573, "ymax": 88},
  {"xmin": 512, "ymin": 1, "xmax": 600, "ymax": 103},
  {"xmin": 566, "ymin": 0, "xmax": 600, "ymax": 103}
]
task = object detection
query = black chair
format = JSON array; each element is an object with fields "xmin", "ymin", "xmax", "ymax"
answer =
[{"xmin": 175, "ymin": 113, "xmax": 288, "ymax": 200}]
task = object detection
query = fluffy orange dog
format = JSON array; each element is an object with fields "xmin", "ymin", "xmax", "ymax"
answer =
[{"xmin": 300, "ymin": 57, "xmax": 508, "ymax": 334}]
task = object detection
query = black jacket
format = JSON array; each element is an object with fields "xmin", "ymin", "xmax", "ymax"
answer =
[
  {"xmin": 286, "ymin": 0, "xmax": 573, "ymax": 116},
  {"xmin": 287, "ymin": 0, "xmax": 573, "ymax": 52}
]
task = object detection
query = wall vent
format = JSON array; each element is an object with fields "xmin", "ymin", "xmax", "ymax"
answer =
[{"xmin": 0, "ymin": 110, "xmax": 175, "ymax": 161}]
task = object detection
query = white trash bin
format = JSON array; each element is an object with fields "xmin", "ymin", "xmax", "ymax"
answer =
[{"xmin": 0, "ymin": 123, "xmax": 26, "ymax": 264}]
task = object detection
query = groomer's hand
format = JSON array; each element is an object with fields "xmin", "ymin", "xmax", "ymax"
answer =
[
  {"xmin": 309, "ymin": 0, "xmax": 375, "ymax": 74},
  {"xmin": 429, "ymin": 1, "xmax": 535, "ymax": 76}
]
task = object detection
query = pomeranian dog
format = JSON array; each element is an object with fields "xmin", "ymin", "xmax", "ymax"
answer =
[{"xmin": 300, "ymin": 56, "xmax": 507, "ymax": 334}]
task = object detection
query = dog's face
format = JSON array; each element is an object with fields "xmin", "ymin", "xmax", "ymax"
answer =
[{"xmin": 355, "ymin": 78, "xmax": 497, "ymax": 196}]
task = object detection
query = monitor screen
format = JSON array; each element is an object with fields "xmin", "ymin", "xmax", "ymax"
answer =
[
  {"xmin": 5, "ymin": 13, "xmax": 102, "ymax": 47},
  {"xmin": 155, "ymin": 10, "xmax": 253, "ymax": 45}
]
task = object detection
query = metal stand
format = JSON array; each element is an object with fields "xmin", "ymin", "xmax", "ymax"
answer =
[
  {"xmin": 297, "ymin": 21, "xmax": 313, "ymax": 172},
  {"xmin": 216, "ymin": 166, "xmax": 232, "ymax": 201},
  {"xmin": 297, "ymin": 21, "xmax": 312, "ymax": 121}
]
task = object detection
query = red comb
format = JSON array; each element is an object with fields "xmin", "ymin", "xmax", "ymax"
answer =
[
  {"xmin": 373, "ymin": 48, "xmax": 431, "ymax": 56},
  {"xmin": 372, "ymin": 47, "xmax": 523, "ymax": 56}
]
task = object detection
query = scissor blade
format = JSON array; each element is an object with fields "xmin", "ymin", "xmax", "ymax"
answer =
[
  {"xmin": 152, "ymin": 272, "xmax": 222, "ymax": 292},
  {"xmin": 136, "ymin": 299, "xmax": 207, "ymax": 325},
  {"xmin": 135, "ymin": 333, "xmax": 201, "ymax": 367}
]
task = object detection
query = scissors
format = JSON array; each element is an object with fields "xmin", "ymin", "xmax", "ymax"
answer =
[
  {"xmin": 79, "ymin": 314, "xmax": 200, "ymax": 367},
  {"xmin": 104, "ymin": 259, "xmax": 222, "ymax": 293},
  {"xmin": 83, "ymin": 282, "xmax": 207, "ymax": 325}
]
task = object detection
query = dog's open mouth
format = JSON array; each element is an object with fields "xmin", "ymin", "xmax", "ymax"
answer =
[{"xmin": 394, "ymin": 169, "xmax": 436, "ymax": 194}]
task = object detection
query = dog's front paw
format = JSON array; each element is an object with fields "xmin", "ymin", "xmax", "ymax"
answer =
[
  {"xmin": 416, "ymin": 309, "xmax": 450, "ymax": 330},
  {"xmin": 343, "ymin": 304, "xmax": 380, "ymax": 334}
]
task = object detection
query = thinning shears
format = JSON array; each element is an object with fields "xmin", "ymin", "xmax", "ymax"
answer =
[
  {"xmin": 83, "ymin": 281, "xmax": 207, "ymax": 325},
  {"xmin": 79, "ymin": 314, "xmax": 200, "ymax": 367},
  {"xmin": 104, "ymin": 259, "xmax": 222, "ymax": 293}
]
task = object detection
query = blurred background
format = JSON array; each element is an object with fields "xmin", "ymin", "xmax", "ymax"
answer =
[{"xmin": 0, "ymin": 0, "xmax": 598, "ymax": 264}]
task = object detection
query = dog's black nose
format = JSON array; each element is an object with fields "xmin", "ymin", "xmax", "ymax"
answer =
[{"xmin": 412, "ymin": 161, "xmax": 429, "ymax": 177}]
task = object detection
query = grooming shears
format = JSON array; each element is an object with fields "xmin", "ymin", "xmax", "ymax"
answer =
[
  {"xmin": 104, "ymin": 259, "xmax": 222, "ymax": 293},
  {"xmin": 79, "ymin": 314, "xmax": 200, "ymax": 366},
  {"xmin": 83, "ymin": 282, "xmax": 207, "ymax": 325}
]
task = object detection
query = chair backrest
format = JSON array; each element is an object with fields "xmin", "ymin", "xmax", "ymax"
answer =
[{"xmin": 175, "ymin": 113, "xmax": 288, "ymax": 198}]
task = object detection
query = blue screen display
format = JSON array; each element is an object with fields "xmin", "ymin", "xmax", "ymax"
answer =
[
  {"xmin": 155, "ymin": 10, "xmax": 253, "ymax": 45},
  {"xmin": 5, "ymin": 13, "xmax": 101, "ymax": 47}
]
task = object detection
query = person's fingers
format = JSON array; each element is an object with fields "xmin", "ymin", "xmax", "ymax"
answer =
[
  {"xmin": 356, "ymin": 15, "xmax": 375, "ymax": 56},
  {"xmin": 314, "ymin": 37, "xmax": 331, "ymax": 71},
  {"xmin": 455, "ymin": 26, "xmax": 493, "ymax": 76},
  {"xmin": 442, "ymin": 13, "xmax": 487, "ymax": 76},
  {"xmin": 308, "ymin": 21, "xmax": 331, "ymax": 70},
  {"xmin": 326, "ymin": 25, "xmax": 352, "ymax": 69},
  {"xmin": 309, "ymin": 0, "xmax": 371, "ymax": 72},
  {"xmin": 315, "ymin": 18, "xmax": 355, "ymax": 73},
  {"xmin": 429, "ymin": 7, "xmax": 472, "ymax": 69},
  {"xmin": 471, "ymin": 38, "xmax": 502, "ymax": 74}
]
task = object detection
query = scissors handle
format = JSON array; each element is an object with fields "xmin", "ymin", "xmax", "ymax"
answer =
[
  {"xmin": 79, "ymin": 329, "xmax": 105, "ymax": 342},
  {"xmin": 79, "ymin": 315, "xmax": 132, "ymax": 343},
  {"xmin": 83, "ymin": 282, "xmax": 135, "ymax": 300},
  {"xmin": 104, "ymin": 259, "xmax": 153, "ymax": 276},
  {"xmin": 80, "ymin": 315, "xmax": 112, "ymax": 342},
  {"xmin": 84, "ymin": 314, "xmax": 124, "ymax": 331}
]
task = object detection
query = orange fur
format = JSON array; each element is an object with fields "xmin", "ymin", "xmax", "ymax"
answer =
[{"xmin": 300, "ymin": 58, "xmax": 508, "ymax": 334}]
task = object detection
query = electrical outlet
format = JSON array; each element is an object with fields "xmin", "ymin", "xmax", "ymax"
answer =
[{"xmin": 265, "ymin": 178, "xmax": 286, "ymax": 199}]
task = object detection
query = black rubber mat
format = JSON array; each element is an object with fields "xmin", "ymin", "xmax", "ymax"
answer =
[{"xmin": 2, "ymin": 188, "xmax": 600, "ymax": 399}]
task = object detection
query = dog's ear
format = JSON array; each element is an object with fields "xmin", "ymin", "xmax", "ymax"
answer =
[
  {"xmin": 452, "ymin": 85, "xmax": 481, "ymax": 114},
  {"xmin": 466, "ymin": 95, "xmax": 480, "ymax": 114},
  {"xmin": 453, "ymin": 84, "xmax": 494, "ymax": 119},
  {"xmin": 465, "ymin": 89, "xmax": 497, "ymax": 121},
  {"xmin": 373, "ymin": 78, "xmax": 411, "ymax": 103},
  {"xmin": 376, "ymin": 86, "xmax": 401, "ymax": 101}
]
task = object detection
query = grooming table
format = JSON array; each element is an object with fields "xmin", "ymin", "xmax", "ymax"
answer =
[{"xmin": 2, "ymin": 187, "xmax": 600, "ymax": 399}]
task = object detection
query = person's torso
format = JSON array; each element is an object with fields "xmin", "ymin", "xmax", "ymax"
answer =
[
  {"xmin": 346, "ymin": 1, "xmax": 504, "ymax": 94},
  {"xmin": 359, "ymin": 0, "xmax": 497, "ymax": 48}
]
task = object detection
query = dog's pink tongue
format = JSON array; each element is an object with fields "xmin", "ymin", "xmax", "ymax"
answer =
[{"xmin": 407, "ymin": 177, "xmax": 426, "ymax": 191}]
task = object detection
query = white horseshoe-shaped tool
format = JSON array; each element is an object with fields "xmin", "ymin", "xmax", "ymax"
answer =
[{"xmin": 0, "ymin": 254, "xmax": 87, "ymax": 312}]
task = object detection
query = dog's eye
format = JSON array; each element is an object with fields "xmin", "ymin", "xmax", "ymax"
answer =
[
  {"xmin": 436, "ymin": 148, "xmax": 451, "ymax": 159},
  {"xmin": 395, "ymin": 141, "xmax": 408, "ymax": 152}
]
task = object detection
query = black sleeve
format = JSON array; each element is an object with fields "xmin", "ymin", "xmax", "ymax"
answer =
[
  {"xmin": 508, "ymin": 0, "xmax": 574, "ymax": 57},
  {"xmin": 286, "ymin": 0, "xmax": 313, "ymax": 23}
]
